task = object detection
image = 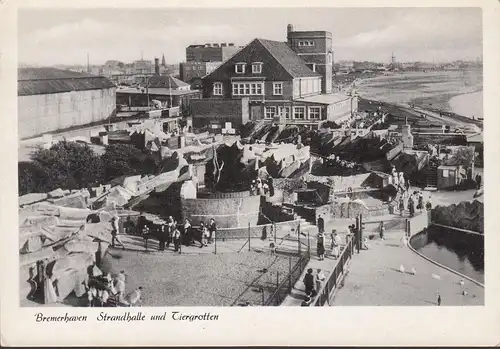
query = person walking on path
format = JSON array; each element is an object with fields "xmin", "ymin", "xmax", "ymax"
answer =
[
  {"xmin": 317, "ymin": 232, "xmax": 326, "ymax": 261},
  {"xmin": 172, "ymin": 224, "xmax": 181, "ymax": 253},
  {"xmin": 315, "ymin": 269, "xmax": 326, "ymax": 295},
  {"xmin": 200, "ymin": 222, "xmax": 209, "ymax": 248},
  {"xmin": 475, "ymin": 174, "xmax": 482, "ymax": 189},
  {"xmin": 379, "ymin": 222, "xmax": 385, "ymax": 240},
  {"xmin": 437, "ymin": 294, "xmax": 442, "ymax": 306},
  {"xmin": 317, "ymin": 214, "xmax": 325, "ymax": 234},
  {"xmin": 303, "ymin": 268, "xmax": 315, "ymax": 297},
  {"xmin": 426, "ymin": 197, "xmax": 433, "ymax": 211},
  {"xmin": 111, "ymin": 216, "xmax": 126, "ymax": 250}
]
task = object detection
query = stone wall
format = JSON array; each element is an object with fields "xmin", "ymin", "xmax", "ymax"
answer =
[{"xmin": 181, "ymin": 193, "xmax": 261, "ymax": 228}]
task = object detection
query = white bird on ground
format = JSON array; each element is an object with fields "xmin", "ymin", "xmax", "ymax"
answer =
[
  {"xmin": 462, "ymin": 290, "xmax": 468, "ymax": 296},
  {"xmin": 432, "ymin": 273, "xmax": 441, "ymax": 280},
  {"xmin": 399, "ymin": 264, "xmax": 405, "ymax": 273},
  {"xmin": 411, "ymin": 268, "xmax": 417, "ymax": 275},
  {"xmin": 124, "ymin": 287, "xmax": 143, "ymax": 307},
  {"xmin": 459, "ymin": 279, "xmax": 465, "ymax": 286}
]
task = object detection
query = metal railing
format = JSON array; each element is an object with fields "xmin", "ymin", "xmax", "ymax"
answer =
[
  {"xmin": 310, "ymin": 235, "xmax": 355, "ymax": 306},
  {"xmin": 264, "ymin": 251, "xmax": 311, "ymax": 306}
]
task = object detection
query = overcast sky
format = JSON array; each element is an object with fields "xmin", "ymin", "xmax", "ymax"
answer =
[{"xmin": 18, "ymin": 7, "xmax": 482, "ymax": 66}]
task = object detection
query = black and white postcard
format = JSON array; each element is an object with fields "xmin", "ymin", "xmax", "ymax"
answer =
[{"xmin": 1, "ymin": 0, "xmax": 499, "ymax": 346}]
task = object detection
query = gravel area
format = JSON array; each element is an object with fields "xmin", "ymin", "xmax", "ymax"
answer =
[{"xmin": 100, "ymin": 249, "xmax": 299, "ymax": 306}]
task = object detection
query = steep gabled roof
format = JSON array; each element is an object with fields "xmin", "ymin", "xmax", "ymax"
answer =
[
  {"xmin": 204, "ymin": 38, "xmax": 319, "ymax": 81},
  {"xmin": 257, "ymin": 39, "xmax": 320, "ymax": 78},
  {"xmin": 18, "ymin": 67, "xmax": 115, "ymax": 96}
]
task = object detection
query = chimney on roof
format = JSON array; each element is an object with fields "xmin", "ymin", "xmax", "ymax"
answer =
[
  {"xmin": 221, "ymin": 43, "xmax": 227, "ymax": 47},
  {"xmin": 287, "ymin": 24, "xmax": 294, "ymax": 34},
  {"xmin": 154, "ymin": 58, "xmax": 160, "ymax": 75},
  {"xmin": 228, "ymin": 43, "xmax": 234, "ymax": 47},
  {"xmin": 205, "ymin": 43, "xmax": 211, "ymax": 47},
  {"xmin": 213, "ymin": 43, "xmax": 219, "ymax": 47}
]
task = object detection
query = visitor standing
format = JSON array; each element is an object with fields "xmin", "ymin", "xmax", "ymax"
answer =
[
  {"xmin": 303, "ymin": 268, "xmax": 315, "ymax": 297},
  {"xmin": 317, "ymin": 214, "xmax": 325, "ymax": 234},
  {"xmin": 408, "ymin": 196, "xmax": 415, "ymax": 217},
  {"xmin": 417, "ymin": 193, "xmax": 424, "ymax": 213},
  {"xmin": 331, "ymin": 230, "xmax": 340, "ymax": 259},
  {"xmin": 317, "ymin": 232, "xmax": 325, "ymax": 261},
  {"xmin": 167, "ymin": 216, "xmax": 175, "ymax": 249},
  {"xmin": 399, "ymin": 196, "xmax": 405, "ymax": 216},
  {"xmin": 172, "ymin": 224, "xmax": 181, "ymax": 253},
  {"xmin": 426, "ymin": 198, "xmax": 433, "ymax": 211},
  {"xmin": 111, "ymin": 216, "xmax": 126, "ymax": 250},
  {"xmin": 379, "ymin": 222, "xmax": 385, "ymax": 240},
  {"xmin": 315, "ymin": 269, "xmax": 326, "ymax": 294},
  {"xmin": 158, "ymin": 223, "xmax": 168, "ymax": 251},
  {"xmin": 208, "ymin": 218, "xmax": 217, "ymax": 244},
  {"xmin": 200, "ymin": 222, "xmax": 209, "ymax": 247},
  {"xmin": 183, "ymin": 219, "xmax": 192, "ymax": 246}
]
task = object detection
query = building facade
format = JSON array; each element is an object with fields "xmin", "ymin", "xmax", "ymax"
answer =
[
  {"xmin": 186, "ymin": 43, "xmax": 241, "ymax": 62},
  {"xmin": 195, "ymin": 30, "xmax": 357, "ymax": 130},
  {"xmin": 18, "ymin": 68, "xmax": 117, "ymax": 139}
]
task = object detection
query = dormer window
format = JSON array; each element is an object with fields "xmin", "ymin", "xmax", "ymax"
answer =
[
  {"xmin": 235, "ymin": 63, "xmax": 246, "ymax": 74},
  {"xmin": 252, "ymin": 62, "xmax": 263, "ymax": 74}
]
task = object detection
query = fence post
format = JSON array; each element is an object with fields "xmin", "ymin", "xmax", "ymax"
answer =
[
  {"xmin": 297, "ymin": 222, "xmax": 301, "ymax": 256},
  {"xmin": 288, "ymin": 256, "xmax": 292, "ymax": 292},
  {"xmin": 261, "ymin": 289, "xmax": 265, "ymax": 306},
  {"xmin": 276, "ymin": 271, "xmax": 280, "ymax": 290},
  {"xmin": 248, "ymin": 222, "xmax": 251, "ymax": 252},
  {"xmin": 407, "ymin": 220, "xmax": 411, "ymax": 237},
  {"xmin": 214, "ymin": 229, "xmax": 216, "ymax": 255},
  {"xmin": 307, "ymin": 231, "xmax": 311, "ymax": 256}
]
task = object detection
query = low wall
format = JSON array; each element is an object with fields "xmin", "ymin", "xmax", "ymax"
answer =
[
  {"xmin": 191, "ymin": 98, "xmax": 248, "ymax": 130},
  {"xmin": 215, "ymin": 219, "xmax": 301, "ymax": 240},
  {"xmin": 298, "ymin": 200, "xmax": 389, "ymax": 223},
  {"xmin": 181, "ymin": 193, "xmax": 260, "ymax": 228}
]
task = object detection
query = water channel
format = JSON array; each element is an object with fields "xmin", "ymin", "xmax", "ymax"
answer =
[{"xmin": 411, "ymin": 225, "xmax": 484, "ymax": 284}]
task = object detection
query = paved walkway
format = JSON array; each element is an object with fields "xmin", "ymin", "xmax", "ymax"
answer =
[{"xmin": 331, "ymin": 229, "xmax": 484, "ymax": 306}]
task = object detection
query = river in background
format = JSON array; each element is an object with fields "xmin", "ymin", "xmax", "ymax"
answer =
[
  {"xmin": 411, "ymin": 225, "xmax": 484, "ymax": 284},
  {"xmin": 356, "ymin": 69, "xmax": 483, "ymax": 119}
]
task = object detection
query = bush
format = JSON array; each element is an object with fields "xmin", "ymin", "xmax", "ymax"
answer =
[{"xmin": 18, "ymin": 161, "xmax": 51, "ymax": 195}]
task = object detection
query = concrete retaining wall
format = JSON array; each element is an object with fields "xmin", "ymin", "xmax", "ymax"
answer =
[{"xmin": 181, "ymin": 193, "xmax": 260, "ymax": 228}]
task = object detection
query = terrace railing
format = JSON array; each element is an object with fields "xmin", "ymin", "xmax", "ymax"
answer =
[{"xmin": 310, "ymin": 235, "xmax": 355, "ymax": 306}]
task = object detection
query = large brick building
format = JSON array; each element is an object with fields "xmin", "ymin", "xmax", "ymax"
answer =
[
  {"xmin": 192, "ymin": 25, "xmax": 358, "ymax": 131},
  {"xmin": 18, "ymin": 68, "xmax": 116, "ymax": 139},
  {"xmin": 186, "ymin": 43, "xmax": 241, "ymax": 62}
]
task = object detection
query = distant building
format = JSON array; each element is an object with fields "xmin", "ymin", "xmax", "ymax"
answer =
[
  {"xmin": 18, "ymin": 67, "xmax": 116, "ymax": 139},
  {"xmin": 132, "ymin": 59, "xmax": 154, "ymax": 75},
  {"xmin": 180, "ymin": 61, "xmax": 222, "ymax": 88},
  {"xmin": 186, "ymin": 43, "xmax": 241, "ymax": 62},
  {"xmin": 193, "ymin": 26, "xmax": 357, "ymax": 131}
]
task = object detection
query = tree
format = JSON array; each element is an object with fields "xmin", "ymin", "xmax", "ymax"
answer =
[
  {"xmin": 100, "ymin": 144, "xmax": 160, "ymax": 182},
  {"xmin": 31, "ymin": 141, "xmax": 104, "ymax": 191}
]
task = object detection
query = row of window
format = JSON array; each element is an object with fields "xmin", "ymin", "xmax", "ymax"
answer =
[
  {"xmin": 298, "ymin": 41, "xmax": 315, "ymax": 47},
  {"xmin": 264, "ymin": 106, "xmax": 321, "ymax": 120},
  {"xmin": 235, "ymin": 62, "xmax": 262, "ymax": 74},
  {"xmin": 213, "ymin": 82, "xmax": 283, "ymax": 96}
]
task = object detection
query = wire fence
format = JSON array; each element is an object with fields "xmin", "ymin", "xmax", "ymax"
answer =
[{"xmin": 264, "ymin": 251, "xmax": 311, "ymax": 306}]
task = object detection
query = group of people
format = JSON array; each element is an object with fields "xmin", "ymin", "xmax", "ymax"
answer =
[
  {"xmin": 86, "ymin": 270, "xmax": 142, "ymax": 307},
  {"xmin": 316, "ymin": 215, "xmax": 342, "ymax": 261},
  {"xmin": 250, "ymin": 177, "xmax": 275, "ymax": 197},
  {"xmin": 391, "ymin": 190, "xmax": 432, "ymax": 217},
  {"xmin": 301, "ymin": 267, "xmax": 326, "ymax": 306},
  {"xmin": 327, "ymin": 155, "xmax": 362, "ymax": 171}
]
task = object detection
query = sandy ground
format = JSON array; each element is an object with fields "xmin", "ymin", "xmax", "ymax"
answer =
[
  {"xmin": 332, "ymin": 229, "xmax": 484, "ymax": 306},
  {"xmin": 99, "ymin": 242, "xmax": 299, "ymax": 306}
]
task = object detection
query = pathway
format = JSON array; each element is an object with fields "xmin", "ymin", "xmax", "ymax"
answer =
[{"xmin": 331, "ymin": 229, "xmax": 484, "ymax": 306}]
